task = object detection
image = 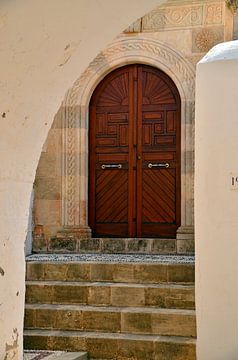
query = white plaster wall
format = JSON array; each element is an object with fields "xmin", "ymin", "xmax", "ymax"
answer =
[
  {"xmin": 0, "ymin": 0, "xmax": 166, "ymax": 358},
  {"xmin": 196, "ymin": 41, "xmax": 238, "ymax": 360}
]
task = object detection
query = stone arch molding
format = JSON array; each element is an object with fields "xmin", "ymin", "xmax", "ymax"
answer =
[{"xmin": 61, "ymin": 36, "xmax": 195, "ymax": 250}]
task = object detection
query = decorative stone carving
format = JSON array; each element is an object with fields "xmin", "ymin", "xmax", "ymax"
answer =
[
  {"xmin": 192, "ymin": 26, "xmax": 224, "ymax": 53},
  {"xmin": 195, "ymin": 28, "xmax": 217, "ymax": 52},
  {"xmin": 67, "ymin": 39, "xmax": 195, "ymax": 101},
  {"xmin": 124, "ymin": 18, "xmax": 141, "ymax": 33},
  {"xmin": 61, "ymin": 36, "xmax": 195, "ymax": 245},
  {"xmin": 226, "ymin": 0, "xmax": 238, "ymax": 13},
  {"xmin": 205, "ymin": 3, "xmax": 223, "ymax": 25},
  {"xmin": 142, "ymin": 5, "xmax": 203, "ymax": 31},
  {"xmin": 62, "ymin": 106, "xmax": 80, "ymax": 226}
]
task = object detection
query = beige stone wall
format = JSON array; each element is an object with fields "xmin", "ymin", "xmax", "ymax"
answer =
[
  {"xmin": 33, "ymin": 110, "xmax": 63, "ymax": 251},
  {"xmin": 33, "ymin": 0, "xmax": 234, "ymax": 251}
]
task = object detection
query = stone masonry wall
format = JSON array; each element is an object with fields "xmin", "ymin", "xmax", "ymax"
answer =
[{"xmin": 32, "ymin": 0, "xmax": 234, "ymax": 252}]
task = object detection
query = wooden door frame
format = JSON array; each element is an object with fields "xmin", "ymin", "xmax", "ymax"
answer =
[{"xmin": 61, "ymin": 37, "xmax": 195, "ymax": 252}]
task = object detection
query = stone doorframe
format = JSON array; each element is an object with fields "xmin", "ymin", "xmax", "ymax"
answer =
[{"xmin": 60, "ymin": 36, "xmax": 196, "ymax": 253}]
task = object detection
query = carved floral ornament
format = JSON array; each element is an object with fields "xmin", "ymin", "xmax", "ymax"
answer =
[
  {"xmin": 195, "ymin": 29, "xmax": 216, "ymax": 53},
  {"xmin": 226, "ymin": 0, "xmax": 238, "ymax": 13}
]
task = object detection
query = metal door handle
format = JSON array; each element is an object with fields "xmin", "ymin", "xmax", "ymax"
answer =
[
  {"xmin": 101, "ymin": 164, "xmax": 122, "ymax": 169},
  {"xmin": 148, "ymin": 163, "xmax": 170, "ymax": 169}
]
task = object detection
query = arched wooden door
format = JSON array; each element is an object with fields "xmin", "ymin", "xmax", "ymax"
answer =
[{"xmin": 89, "ymin": 64, "xmax": 181, "ymax": 238}]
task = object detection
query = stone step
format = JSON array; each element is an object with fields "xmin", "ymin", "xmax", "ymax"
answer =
[
  {"xmin": 26, "ymin": 281, "xmax": 195, "ymax": 310},
  {"xmin": 24, "ymin": 350, "xmax": 88, "ymax": 360},
  {"xmin": 24, "ymin": 329, "xmax": 196, "ymax": 360},
  {"xmin": 25, "ymin": 304, "xmax": 196, "ymax": 337},
  {"xmin": 26, "ymin": 255, "xmax": 195, "ymax": 284},
  {"xmin": 47, "ymin": 237, "xmax": 182, "ymax": 255}
]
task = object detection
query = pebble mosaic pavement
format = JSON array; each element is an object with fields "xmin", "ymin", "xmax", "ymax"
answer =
[{"xmin": 26, "ymin": 253, "xmax": 195, "ymax": 264}]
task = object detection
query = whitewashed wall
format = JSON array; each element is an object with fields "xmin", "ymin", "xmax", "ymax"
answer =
[
  {"xmin": 196, "ymin": 40, "xmax": 238, "ymax": 360},
  {"xmin": 0, "ymin": 0, "xmax": 165, "ymax": 358}
]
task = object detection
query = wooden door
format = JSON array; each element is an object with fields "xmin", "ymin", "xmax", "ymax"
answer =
[{"xmin": 89, "ymin": 65, "xmax": 181, "ymax": 238}]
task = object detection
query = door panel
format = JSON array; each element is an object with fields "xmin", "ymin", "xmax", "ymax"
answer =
[
  {"xmin": 89, "ymin": 65, "xmax": 181, "ymax": 238},
  {"xmin": 89, "ymin": 67, "xmax": 133, "ymax": 237}
]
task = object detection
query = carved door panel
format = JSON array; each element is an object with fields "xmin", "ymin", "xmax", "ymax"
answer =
[
  {"xmin": 89, "ymin": 65, "xmax": 181, "ymax": 238},
  {"xmin": 137, "ymin": 66, "xmax": 180, "ymax": 237}
]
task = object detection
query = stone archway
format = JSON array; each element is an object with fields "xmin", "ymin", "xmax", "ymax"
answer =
[{"xmin": 61, "ymin": 36, "xmax": 196, "ymax": 252}]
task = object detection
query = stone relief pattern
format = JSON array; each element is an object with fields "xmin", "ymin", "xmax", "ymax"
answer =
[
  {"xmin": 64, "ymin": 40, "xmax": 195, "ymax": 114},
  {"xmin": 139, "ymin": 2, "xmax": 224, "ymax": 31},
  {"xmin": 62, "ymin": 38, "xmax": 195, "ymax": 227},
  {"xmin": 63, "ymin": 107, "xmax": 77, "ymax": 226},
  {"xmin": 124, "ymin": 18, "xmax": 141, "ymax": 33},
  {"xmin": 142, "ymin": 5, "xmax": 203, "ymax": 31},
  {"xmin": 205, "ymin": 3, "xmax": 223, "ymax": 25},
  {"xmin": 226, "ymin": 0, "xmax": 238, "ymax": 13},
  {"xmin": 192, "ymin": 26, "xmax": 224, "ymax": 53}
]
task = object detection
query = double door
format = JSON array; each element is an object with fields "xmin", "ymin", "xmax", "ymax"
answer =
[{"xmin": 89, "ymin": 64, "xmax": 181, "ymax": 238}]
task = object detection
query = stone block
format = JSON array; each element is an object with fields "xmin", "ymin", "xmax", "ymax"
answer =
[
  {"xmin": 145, "ymin": 286, "xmax": 195, "ymax": 310},
  {"xmin": 90, "ymin": 263, "xmax": 114, "ymax": 282},
  {"xmin": 86, "ymin": 337, "xmax": 118, "ymax": 359},
  {"xmin": 32, "ymin": 234, "xmax": 48, "ymax": 252},
  {"xmin": 53, "ymin": 285, "xmax": 88, "ymax": 304},
  {"xmin": 66, "ymin": 264, "xmax": 90, "ymax": 282},
  {"xmin": 127, "ymin": 239, "xmax": 151, "ymax": 253},
  {"xmin": 82, "ymin": 310, "xmax": 121, "ymax": 332},
  {"xmin": 34, "ymin": 177, "xmax": 61, "ymax": 200},
  {"xmin": 133, "ymin": 264, "xmax": 167, "ymax": 283},
  {"xmin": 24, "ymin": 308, "xmax": 35, "ymax": 328},
  {"xmin": 177, "ymin": 239, "xmax": 195, "ymax": 254},
  {"xmin": 167, "ymin": 265, "xmax": 195, "ymax": 283},
  {"xmin": 117, "ymin": 338, "xmax": 154, "ymax": 360},
  {"xmin": 111, "ymin": 285, "xmax": 145, "ymax": 307},
  {"xmin": 165, "ymin": 288, "xmax": 195, "ymax": 310},
  {"xmin": 44, "ymin": 264, "xmax": 69, "ymax": 281},
  {"xmin": 121, "ymin": 312, "xmax": 152, "ymax": 334},
  {"xmin": 24, "ymin": 335, "xmax": 48, "ymax": 350},
  {"xmin": 154, "ymin": 340, "xmax": 196, "ymax": 360},
  {"xmin": 88, "ymin": 285, "xmax": 111, "ymax": 306},
  {"xmin": 151, "ymin": 312, "xmax": 196, "ymax": 337},
  {"xmin": 113, "ymin": 264, "xmax": 135, "ymax": 282},
  {"xmin": 34, "ymin": 199, "xmax": 61, "ymax": 226},
  {"xmin": 48, "ymin": 335, "xmax": 86, "ymax": 352},
  {"xmin": 52, "ymin": 108, "xmax": 64, "ymax": 129},
  {"xmin": 35, "ymin": 152, "xmax": 60, "ymax": 178},
  {"xmin": 56, "ymin": 310, "xmax": 83, "ymax": 330},
  {"xmin": 102, "ymin": 238, "xmax": 126, "ymax": 252},
  {"xmin": 26, "ymin": 284, "xmax": 54, "ymax": 304},
  {"xmin": 48, "ymin": 237, "xmax": 77, "ymax": 252},
  {"xmin": 34, "ymin": 308, "xmax": 57, "ymax": 329},
  {"xmin": 152, "ymin": 239, "xmax": 176, "ymax": 254},
  {"xmin": 79, "ymin": 238, "xmax": 101, "ymax": 252},
  {"xmin": 26, "ymin": 263, "xmax": 45, "ymax": 281},
  {"xmin": 145, "ymin": 287, "xmax": 169, "ymax": 308}
]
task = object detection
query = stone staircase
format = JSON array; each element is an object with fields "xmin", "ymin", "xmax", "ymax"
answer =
[{"xmin": 24, "ymin": 254, "xmax": 196, "ymax": 360}]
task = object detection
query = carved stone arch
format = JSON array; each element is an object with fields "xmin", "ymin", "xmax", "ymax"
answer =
[{"xmin": 61, "ymin": 36, "xmax": 195, "ymax": 252}]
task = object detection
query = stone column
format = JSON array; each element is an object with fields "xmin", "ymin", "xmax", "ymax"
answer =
[
  {"xmin": 60, "ymin": 102, "xmax": 91, "ymax": 249},
  {"xmin": 176, "ymin": 100, "xmax": 195, "ymax": 254}
]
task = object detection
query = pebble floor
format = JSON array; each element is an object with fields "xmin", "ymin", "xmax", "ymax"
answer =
[{"xmin": 26, "ymin": 253, "xmax": 195, "ymax": 264}]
